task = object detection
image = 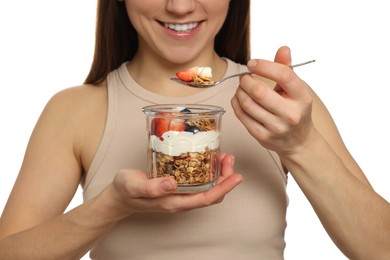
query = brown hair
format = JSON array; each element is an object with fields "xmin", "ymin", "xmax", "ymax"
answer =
[{"xmin": 85, "ymin": 0, "xmax": 251, "ymax": 84}]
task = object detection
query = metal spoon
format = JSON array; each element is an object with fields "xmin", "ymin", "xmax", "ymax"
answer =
[{"xmin": 171, "ymin": 60, "xmax": 315, "ymax": 88}]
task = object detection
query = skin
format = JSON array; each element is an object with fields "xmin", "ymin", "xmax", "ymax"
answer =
[
  {"xmin": 126, "ymin": 0, "xmax": 228, "ymax": 97},
  {"xmin": 0, "ymin": 0, "xmax": 389, "ymax": 259},
  {"xmin": 231, "ymin": 46, "xmax": 390, "ymax": 259},
  {"xmin": 0, "ymin": 1, "xmax": 242, "ymax": 259}
]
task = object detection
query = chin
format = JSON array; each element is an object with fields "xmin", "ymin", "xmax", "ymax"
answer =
[
  {"xmin": 162, "ymin": 55, "xmax": 197, "ymax": 66},
  {"xmin": 159, "ymin": 46, "xmax": 207, "ymax": 65}
]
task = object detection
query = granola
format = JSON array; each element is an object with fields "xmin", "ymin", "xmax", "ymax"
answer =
[
  {"xmin": 192, "ymin": 75, "xmax": 214, "ymax": 85},
  {"xmin": 152, "ymin": 147, "xmax": 217, "ymax": 184},
  {"xmin": 185, "ymin": 117, "xmax": 216, "ymax": 131}
]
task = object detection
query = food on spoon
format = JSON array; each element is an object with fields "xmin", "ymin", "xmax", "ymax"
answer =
[{"xmin": 176, "ymin": 66, "xmax": 214, "ymax": 84}]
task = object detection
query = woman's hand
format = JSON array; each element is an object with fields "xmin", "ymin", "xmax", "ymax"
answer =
[
  {"xmin": 231, "ymin": 46, "xmax": 317, "ymax": 156},
  {"xmin": 105, "ymin": 154, "xmax": 243, "ymax": 219},
  {"xmin": 231, "ymin": 47, "xmax": 390, "ymax": 259}
]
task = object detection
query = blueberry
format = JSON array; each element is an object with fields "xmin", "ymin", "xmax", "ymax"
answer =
[
  {"xmin": 180, "ymin": 108, "xmax": 192, "ymax": 113},
  {"xmin": 185, "ymin": 124, "xmax": 200, "ymax": 134}
]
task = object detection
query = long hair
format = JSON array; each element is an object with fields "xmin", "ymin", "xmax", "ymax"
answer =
[{"xmin": 85, "ymin": 0, "xmax": 250, "ymax": 85}]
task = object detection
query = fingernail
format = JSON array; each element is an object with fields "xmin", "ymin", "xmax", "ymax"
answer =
[
  {"xmin": 247, "ymin": 59, "xmax": 257, "ymax": 68},
  {"xmin": 161, "ymin": 180, "xmax": 175, "ymax": 192},
  {"xmin": 230, "ymin": 155, "xmax": 235, "ymax": 166}
]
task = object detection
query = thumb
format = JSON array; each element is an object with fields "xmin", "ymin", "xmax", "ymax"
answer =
[
  {"xmin": 273, "ymin": 46, "xmax": 292, "ymax": 94},
  {"xmin": 274, "ymin": 46, "xmax": 292, "ymax": 66},
  {"xmin": 114, "ymin": 170, "xmax": 177, "ymax": 198}
]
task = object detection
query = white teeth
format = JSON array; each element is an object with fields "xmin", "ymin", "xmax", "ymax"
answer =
[{"xmin": 164, "ymin": 22, "xmax": 198, "ymax": 32}]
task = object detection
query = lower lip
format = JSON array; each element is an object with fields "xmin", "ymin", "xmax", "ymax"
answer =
[{"xmin": 162, "ymin": 23, "xmax": 202, "ymax": 40}]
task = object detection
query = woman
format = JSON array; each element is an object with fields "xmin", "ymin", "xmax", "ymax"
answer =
[{"xmin": 0, "ymin": 1, "xmax": 388, "ymax": 259}]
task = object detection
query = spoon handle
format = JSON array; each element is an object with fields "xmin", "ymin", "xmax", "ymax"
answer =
[
  {"xmin": 219, "ymin": 60, "xmax": 316, "ymax": 83},
  {"xmin": 290, "ymin": 60, "xmax": 316, "ymax": 68}
]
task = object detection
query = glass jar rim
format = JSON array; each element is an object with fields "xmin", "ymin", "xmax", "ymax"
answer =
[{"xmin": 142, "ymin": 104, "xmax": 226, "ymax": 116}]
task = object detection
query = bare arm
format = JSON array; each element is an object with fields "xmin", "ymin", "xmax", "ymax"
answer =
[
  {"xmin": 231, "ymin": 46, "xmax": 390, "ymax": 260},
  {"xmin": 0, "ymin": 85, "xmax": 119, "ymax": 259},
  {"xmin": 0, "ymin": 85, "xmax": 243, "ymax": 259},
  {"xmin": 0, "ymin": 187, "xmax": 125, "ymax": 260}
]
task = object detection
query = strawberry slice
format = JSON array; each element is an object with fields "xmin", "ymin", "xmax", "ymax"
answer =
[
  {"xmin": 151, "ymin": 118, "xmax": 169, "ymax": 138},
  {"xmin": 168, "ymin": 118, "xmax": 186, "ymax": 132},
  {"xmin": 176, "ymin": 68, "xmax": 198, "ymax": 82},
  {"xmin": 151, "ymin": 112, "xmax": 185, "ymax": 139}
]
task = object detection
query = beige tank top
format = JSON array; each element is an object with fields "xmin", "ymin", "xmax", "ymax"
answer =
[{"xmin": 83, "ymin": 59, "xmax": 288, "ymax": 259}]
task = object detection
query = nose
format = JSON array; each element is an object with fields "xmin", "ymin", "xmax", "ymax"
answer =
[{"xmin": 166, "ymin": 0, "xmax": 196, "ymax": 15}]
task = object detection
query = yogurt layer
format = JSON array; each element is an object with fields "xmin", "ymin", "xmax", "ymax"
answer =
[{"xmin": 150, "ymin": 130, "xmax": 219, "ymax": 156}]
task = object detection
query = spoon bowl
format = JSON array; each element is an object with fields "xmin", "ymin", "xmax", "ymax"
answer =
[{"xmin": 171, "ymin": 60, "xmax": 315, "ymax": 88}]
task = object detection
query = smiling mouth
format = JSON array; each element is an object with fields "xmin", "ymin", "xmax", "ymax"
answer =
[{"xmin": 162, "ymin": 22, "xmax": 200, "ymax": 32}]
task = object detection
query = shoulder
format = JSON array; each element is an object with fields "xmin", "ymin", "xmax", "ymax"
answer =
[
  {"xmin": 41, "ymin": 82, "xmax": 108, "ymax": 129},
  {"xmin": 36, "ymin": 83, "xmax": 108, "ymax": 162},
  {"xmin": 47, "ymin": 82, "xmax": 107, "ymax": 112},
  {"xmin": 45, "ymin": 81, "xmax": 108, "ymax": 127},
  {"xmin": 35, "ymin": 81, "xmax": 108, "ymax": 134}
]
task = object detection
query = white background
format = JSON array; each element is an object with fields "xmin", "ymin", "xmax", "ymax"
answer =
[{"xmin": 0, "ymin": 1, "xmax": 389, "ymax": 259}]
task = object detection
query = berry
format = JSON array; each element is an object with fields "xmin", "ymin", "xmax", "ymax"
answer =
[
  {"xmin": 180, "ymin": 108, "xmax": 192, "ymax": 113},
  {"xmin": 176, "ymin": 68, "xmax": 198, "ymax": 82},
  {"xmin": 151, "ymin": 112, "xmax": 185, "ymax": 139},
  {"xmin": 185, "ymin": 124, "xmax": 200, "ymax": 134}
]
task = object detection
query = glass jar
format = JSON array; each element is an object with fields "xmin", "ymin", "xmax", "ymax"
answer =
[{"xmin": 142, "ymin": 104, "xmax": 226, "ymax": 193}]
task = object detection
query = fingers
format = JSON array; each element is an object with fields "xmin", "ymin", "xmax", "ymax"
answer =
[
  {"xmin": 115, "ymin": 170, "xmax": 177, "ymax": 199},
  {"xmin": 232, "ymin": 74, "xmax": 293, "ymax": 139},
  {"xmin": 211, "ymin": 154, "xmax": 242, "ymax": 202},
  {"xmin": 273, "ymin": 46, "xmax": 292, "ymax": 94},
  {"xmin": 245, "ymin": 47, "xmax": 311, "ymax": 102},
  {"xmin": 219, "ymin": 153, "xmax": 235, "ymax": 179},
  {"xmin": 246, "ymin": 59, "xmax": 302, "ymax": 98},
  {"xmin": 234, "ymin": 46, "xmax": 313, "ymax": 124},
  {"xmin": 231, "ymin": 94, "xmax": 269, "ymax": 139},
  {"xmin": 113, "ymin": 156, "xmax": 243, "ymax": 214},
  {"xmin": 231, "ymin": 46, "xmax": 316, "ymax": 153},
  {"xmin": 274, "ymin": 46, "xmax": 292, "ymax": 66},
  {"xmin": 170, "ymin": 169, "xmax": 243, "ymax": 211},
  {"xmin": 235, "ymin": 74, "xmax": 287, "ymax": 118},
  {"xmin": 202, "ymin": 172, "xmax": 243, "ymax": 205}
]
